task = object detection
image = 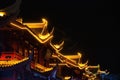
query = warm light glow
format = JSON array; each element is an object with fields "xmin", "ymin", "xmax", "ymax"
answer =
[
  {"xmin": 77, "ymin": 52, "xmax": 82, "ymax": 58},
  {"xmin": 64, "ymin": 76, "xmax": 71, "ymax": 80},
  {"xmin": 7, "ymin": 17, "xmax": 109, "ymax": 79},
  {"xmin": 51, "ymin": 42, "xmax": 88, "ymax": 69},
  {"xmin": 78, "ymin": 60, "xmax": 88, "ymax": 69},
  {"xmin": 0, "ymin": 12, "xmax": 6, "ymax": 17},
  {"xmin": 78, "ymin": 63, "xmax": 87, "ymax": 67},
  {"xmin": 34, "ymin": 63, "xmax": 53, "ymax": 72},
  {"xmin": 49, "ymin": 63, "xmax": 68, "ymax": 66},
  {"xmin": 38, "ymin": 33, "xmax": 50, "ymax": 40},
  {"xmin": 10, "ymin": 18, "xmax": 84, "ymax": 72},
  {"xmin": 0, "ymin": 57, "xmax": 29, "ymax": 67},
  {"xmin": 54, "ymin": 44, "xmax": 61, "ymax": 49},
  {"xmin": 16, "ymin": 18, "xmax": 23, "ymax": 23},
  {"xmin": 24, "ymin": 23, "xmax": 46, "ymax": 28},
  {"xmin": 23, "ymin": 18, "xmax": 48, "ymax": 28},
  {"xmin": 50, "ymin": 40, "xmax": 64, "ymax": 52},
  {"xmin": 53, "ymin": 41, "xmax": 64, "ymax": 49},
  {"xmin": 10, "ymin": 18, "xmax": 54, "ymax": 43},
  {"xmin": 52, "ymin": 55, "xmax": 81, "ymax": 59},
  {"xmin": 42, "ymin": 18, "xmax": 48, "ymax": 27},
  {"xmin": 26, "ymin": 27, "xmax": 53, "ymax": 43}
]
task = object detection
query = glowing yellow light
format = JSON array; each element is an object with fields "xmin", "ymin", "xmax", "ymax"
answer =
[
  {"xmin": 34, "ymin": 63, "xmax": 53, "ymax": 72},
  {"xmin": 65, "ymin": 56, "xmax": 81, "ymax": 60},
  {"xmin": 0, "ymin": 12, "xmax": 6, "ymax": 17},
  {"xmin": 77, "ymin": 52, "xmax": 82, "ymax": 58},
  {"xmin": 16, "ymin": 18, "xmax": 23, "ymax": 23},
  {"xmin": 23, "ymin": 18, "xmax": 48, "ymax": 28},
  {"xmin": 42, "ymin": 18, "xmax": 48, "ymax": 27},
  {"xmin": 0, "ymin": 57, "xmax": 29, "ymax": 67},
  {"xmin": 78, "ymin": 63, "xmax": 87, "ymax": 67},
  {"xmin": 38, "ymin": 33, "xmax": 50, "ymax": 40},
  {"xmin": 64, "ymin": 76, "xmax": 71, "ymax": 80},
  {"xmin": 53, "ymin": 41, "xmax": 64, "ymax": 49},
  {"xmin": 10, "ymin": 19, "xmax": 53, "ymax": 44},
  {"xmin": 54, "ymin": 45, "xmax": 60, "ymax": 49},
  {"xmin": 1, "ymin": 13, "xmax": 110, "ymax": 79},
  {"xmin": 78, "ymin": 60, "xmax": 88, "ymax": 69}
]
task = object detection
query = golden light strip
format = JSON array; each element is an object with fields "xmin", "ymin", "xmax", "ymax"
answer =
[
  {"xmin": 23, "ymin": 18, "xmax": 47, "ymax": 28},
  {"xmin": 0, "ymin": 58, "xmax": 29, "ymax": 67},
  {"xmin": 34, "ymin": 63, "xmax": 53, "ymax": 72}
]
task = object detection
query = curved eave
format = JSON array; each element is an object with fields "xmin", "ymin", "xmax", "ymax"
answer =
[
  {"xmin": 0, "ymin": 57, "xmax": 29, "ymax": 71},
  {"xmin": 9, "ymin": 19, "xmax": 53, "ymax": 44}
]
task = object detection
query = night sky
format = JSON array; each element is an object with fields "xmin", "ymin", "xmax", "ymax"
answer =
[{"xmin": 1, "ymin": 0, "xmax": 118, "ymax": 74}]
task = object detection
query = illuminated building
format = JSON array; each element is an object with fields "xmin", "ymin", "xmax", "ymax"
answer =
[{"xmin": 0, "ymin": 0, "xmax": 109, "ymax": 80}]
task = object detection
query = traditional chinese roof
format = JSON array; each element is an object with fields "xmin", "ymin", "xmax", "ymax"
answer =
[
  {"xmin": 0, "ymin": 57, "xmax": 28, "ymax": 70},
  {"xmin": 0, "ymin": 2, "xmax": 109, "ymax": 79},
  {"xmin": 9, "ymin": 18, "xmax": 54, "ymax": 44}
]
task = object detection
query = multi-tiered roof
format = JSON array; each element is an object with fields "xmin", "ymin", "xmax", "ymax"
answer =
[{"xmin": 0, "ymin": 0, "xmax": 109, "ymax": 80}]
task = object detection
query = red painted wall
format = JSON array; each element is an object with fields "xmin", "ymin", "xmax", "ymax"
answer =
[{"xmin": 0, "ymin": 52, "xmax": 23, "ymax": 60}]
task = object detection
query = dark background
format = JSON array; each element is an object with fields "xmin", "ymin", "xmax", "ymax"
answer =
[{"xmin": 1, "ymin": 0, "xmax": 119, "ymax": 74}]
